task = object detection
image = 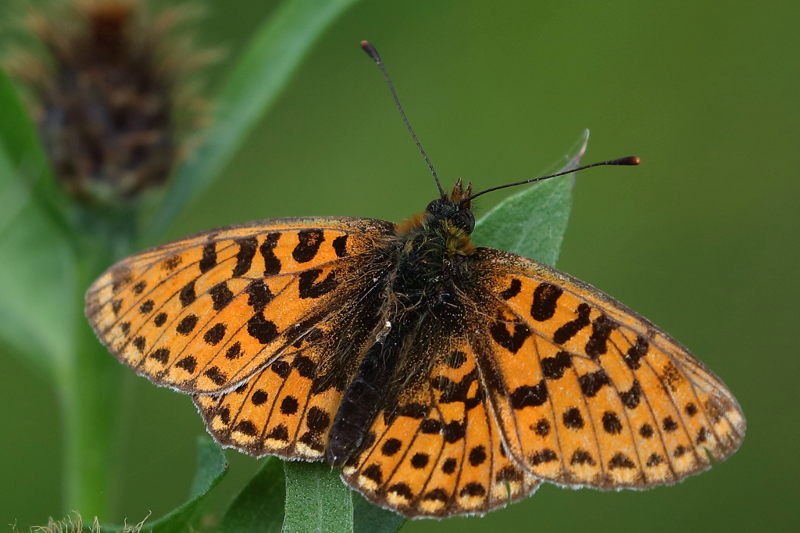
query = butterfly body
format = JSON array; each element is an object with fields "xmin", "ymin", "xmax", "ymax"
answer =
[{"xmin": 328, "ymin": 180, "xmax": 478, "ymax": 466}]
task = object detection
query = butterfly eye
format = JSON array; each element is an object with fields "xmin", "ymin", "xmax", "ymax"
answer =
[{"xmin": 453, "ymin": 209, "xmax": 475, "ymax": 233}]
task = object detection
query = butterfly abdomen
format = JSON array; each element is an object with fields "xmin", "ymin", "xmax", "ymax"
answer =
[{"xmin": 326, "ymin": 323, "xmax": 407, "ymax": 466}]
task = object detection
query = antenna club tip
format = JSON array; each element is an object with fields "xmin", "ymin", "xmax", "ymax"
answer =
[
  {"xmin": 360, "ymin": 40, "xmax": 381, "ymax": 63},
  {"xmin": 615, "ymin": 155, "xmax": 641, "ymax": 166}
]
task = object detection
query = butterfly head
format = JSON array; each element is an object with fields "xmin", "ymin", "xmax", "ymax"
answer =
[
  {"xmin": 419, "ymin": 178, "xmax": 475, "ymax": 255},
  {"xmin": 425, "ymin": 178, "xmax": 475, "ymax": 232}
]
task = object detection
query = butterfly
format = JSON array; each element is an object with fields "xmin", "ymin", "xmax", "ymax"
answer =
[{"xmin": 84, "ymin": 42, "xmax": 745, "ymax": 518}]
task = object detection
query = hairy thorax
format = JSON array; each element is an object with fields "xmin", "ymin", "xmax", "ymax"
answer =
[{"xmin": 391, "ymin": 212, "xmax": 475, "ymax": 314}]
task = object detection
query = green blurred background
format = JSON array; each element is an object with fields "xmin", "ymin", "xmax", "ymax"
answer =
[{"xmin": 2, "ymin": 0, "xmax": 798, "ymax": 531}]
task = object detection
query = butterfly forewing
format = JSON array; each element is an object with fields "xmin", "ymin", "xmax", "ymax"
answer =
[
  {"xmin": 85, "ymin": 217, "xmax": 394, "ymax": 393},
  {"xmin": 472, "ymin": 248, "xmax": 745, "ymax": 488},
  {"xmin": 341, "ymin": 336, "xmax": 540, "ymax": 518}
]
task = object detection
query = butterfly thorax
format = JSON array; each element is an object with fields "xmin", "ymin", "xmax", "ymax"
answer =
[{"xmin": 389, "ymin": 181, "xmax": 477, "ymax": 313}]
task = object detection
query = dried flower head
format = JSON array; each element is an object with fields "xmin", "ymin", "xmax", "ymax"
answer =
[{"xmin": 5, "ymin": 0, "xmax": 216, "ymax": 204}]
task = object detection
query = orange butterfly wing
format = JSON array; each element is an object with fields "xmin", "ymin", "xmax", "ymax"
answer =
[
  {"xmin": 340, "ymin": 337, "xmax": 540, "ymax": 518},
  {"xmin": 193, "ymin": 348, "xmax": 342, "ymax": 460},
  {"xmin": 471, "ymin": 248, "xmax": 745, "ymax": 488},
  {"xmin": 85, "ymin": 217, "xmax": 393, "ymax": 393}
]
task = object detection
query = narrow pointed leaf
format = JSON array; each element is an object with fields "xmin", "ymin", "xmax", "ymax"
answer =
[
  {"xmin": 0, "ymin": 72, "xmax": 77, "ymax": 378},
  {"xmin": 221, "ymin": 458, "xmax": 285, "ymax": 533},
  {"xmin": 282, "ymin": 462, "xmax": 353, "ymax": 533},
  {"xmin": 473, "ymin": 129, "xmax": 589, "ymax": 266}
]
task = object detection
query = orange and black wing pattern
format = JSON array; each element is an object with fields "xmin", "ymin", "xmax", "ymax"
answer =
[
  {"xmin": 85, "ymin": 217, "xmax": 394, "ymax": 394},
  {"xmin": 341, "ymin": 335, "xmax": 540, "ymax": 518},
  {"xmin": 192, "ymin": 268, "xmax": 391, "ymax": 459},
  {"xmin": 469, "ymin": 247, "xmax": 745, "ymax": 489}
]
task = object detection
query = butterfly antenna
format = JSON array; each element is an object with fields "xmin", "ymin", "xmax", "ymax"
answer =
[
  {"xmin": 464, "ymin": 155, "xmax": 641, "ymax": 203},
  {"xmin": 361, "ymin": 40, "xmax": 445, "ymax": 198}
]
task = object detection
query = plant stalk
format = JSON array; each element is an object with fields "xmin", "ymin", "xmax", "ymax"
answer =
[{"xmin": 59, "ymin": 212, "xmax": 135, "ymax": 519}]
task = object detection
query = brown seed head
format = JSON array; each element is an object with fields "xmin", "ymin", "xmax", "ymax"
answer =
[{"xmin": 5, "ymin": 0, "xmax": 217, "ymax": 204}]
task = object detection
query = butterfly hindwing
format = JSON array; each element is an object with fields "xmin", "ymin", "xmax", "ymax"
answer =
[
  {"xmin": 341, "ymin": 337, "xmax": 540, "ymax": 518},
  {"xmin": 194, "ymin": 349, "xmax": 342, "ymax": 460},
  {"xmin": 85, "ymin": 217, "xmax": 394, "ymax": 393},
  {"xmin": 471, "ymin": 248, "xmax": 745, "ymax": 488}
]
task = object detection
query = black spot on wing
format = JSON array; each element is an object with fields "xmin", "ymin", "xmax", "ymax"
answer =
[
  {"xmin": 411, "ymin": 453, "xmax": 429, "ymax": 469},
  {"xmin": 247, "ymin": 313, "xmax": 279, "ymax": 344},
  {"xmin": 176, "ymin": 356, "xmax": 197, "ymax": 373},
  {"xmin": 620, "ymin": 380, "xmax": 642, "ymax": 409},
  {"xmin": 210, "ymin": 282, "xmax": 234, "ymax": 311},
  {"xmin": 306, "ymin": 407, "xmax": 331, "ymax": 432},
  {"xmin": 624, "ymin": 335, "xmax": 649, "ymax": 369},
  {"xmin": 570, "ymin": 449, "xmax": 596, "ymax": 465},
  {"xmin": 489, "ymin": 319, "xmax": 531, "ymax": 354},
  {"xmin": 553, "ymin": 303, "xmax": 591, "ymax": 344},
  {"xmin": 139, "ymin": 300, "xmax": 154, "ymax": 314},
  {"xmin": 298, "ymin": 269, "xmax": 338, "ymax": 299},
  {"xmin": 293, "ymin": 229, "xmax": 324, "ymax": 263},
  {"xmin": 266, "ymin": 424, "xmax": 289, "ymax": 442},
  {"xmin": 585, "ymin": 314, "xmax": 618, "ymax": 358},
  {"xmin": 150, "ymin": 348, "xmax": 170, "ymax": 364},
  {"xmin": 500, "ymin": 278, "xmax": 522, "ymax": 300},
  {"xmin": 443, "ymin": 421, "xmax": 466, "ymax": 443},
  {"xmin": 510, "ymin": 380, "xmax": 548, "ymax": 408},
  {"xmin": 609, "ymin": 452, "xmax": 636, "ymax": 469},
  {"xmin": 176, "ymin": 314, "xmax": 198, "ymax": 335},
  {"xmin": 260, "ymin": 233, "xmax": 282, "ymax": 275},
  {"xmin": 232, "ymin": 237, "xmax": 258, "ymax": 277},
  {"xmin": 579, "ymin": 370, "xmax": 611, "ymax": 397},
  {"xmin": 562, "ymin": 407, "xmax": 585, "ymax": 429},
  {"xmin": 381, "ymin": 438, "xmax": 402, "ymax": 456},
  {"xmin": 225, "ymin": 342, "xmax": 241, "ymax": 359},
  {"xmin": 541, "ymin": 351, "xmax": 571, "ymax": 380},
  {"xmin": 251, "ymin": 390, "xmax": 268, "ymax": 405},
  {"xmin": 245, "ymin": 279, "xmax": 273, "ymax": 312},
  {"xmin": 204, "ymin": 366, "xmax": 227, "ymax": 386},
  {"xmin": 602, "ymin": 411, "xmax": 623, "ymax": 434},
  {"xmin": 271, "ymin": 360, "xmax": 291, "ymax": 378},
  {"xmin": 460, "ymin": 482, "xmax": 486, "ymax": 497},
  {"xmin": 199, "ymin": 243, "xmax": 217, "ymax": 273},
  {"xmin": 203, "ymin": 323, "xmax": 226, "ymax": 345},
  {"xmin": 530, "ymin": 449, "xmax": 558, "ymax": 466},
  {"xmin": 332, "ymin": 235, "xmax": 348, "ymax": 257},
  {"xmin": 531, "ymin": 282, "xmax": 563, "ymax": 321},
  {"xmin": 179, "ymin": 280, "xmax": 196, "ymax": 307}
]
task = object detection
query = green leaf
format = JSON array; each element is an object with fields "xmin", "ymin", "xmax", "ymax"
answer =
[
  {"xmin": 221, "ymin": 458, "xmax": 286, "ymax": 533},
  {"xmin": 0, "ymin": 68, "xmax": 69, "ymax": 227},
  {"xmin": 0, "ymin": 71, "xmax": 78, "ymax": 378},
  {"xmin": 282, "ymin": 462, "xmax": 353, "ymax": 533},
  {"xmin": 473, "ymin": 129, "xmax": 589, "ymax": 266},
  {"xmin": 144, "ymin": 0, "xmax": 360, "ymax": 240},
  {"xmin": 133, "ymin": 436, "xmax": 228, "ymax": 533},
  {"xmin": 353, "ymin": 493, "xmax": 405, "ymax": 533}
]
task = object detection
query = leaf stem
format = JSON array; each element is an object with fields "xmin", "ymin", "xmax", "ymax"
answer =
[
  {"xmin": 58, "ymin": 329, "xmax": 123, "ymax": 519},
  {"xmin": 59, "ymin": 212, "xmax": 136, "ymax": 519}
]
